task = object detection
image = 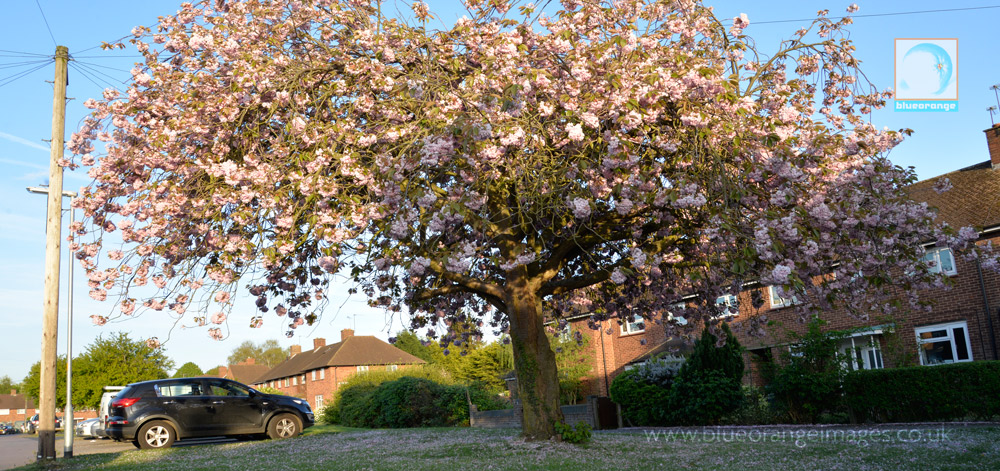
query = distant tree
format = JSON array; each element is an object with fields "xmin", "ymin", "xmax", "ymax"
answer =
[
  {"xmin": 21, "ymin": 356, "xmax": 69, "ymax": 409},
  {"xmin": 391, "ymin": 331, "xmax": 470, "ymax": 379},
  {"xmin": 457, "ymin": 341, "xmax": 514, "ymax": 392},
  {"xmin": 226, "ymin": 340, "xmax": 288, "ymax": 367},
  {"xmin": 72, "ymin": 333, "xmax": 174, "ymax": 409},
  {"xmin": 172, "ymin": 362, "xmax": 204, "ymax": 378},
  {"xmin": 550, "ymin": 330, "xmax": 593, "ymax": 405},
  {"xmin": 204, "ymin": 366, "xmax": 221, "ymax": 376},
  {"xmin": 0, "ymin": 375, "xmax": 20, "ymax": 394}
]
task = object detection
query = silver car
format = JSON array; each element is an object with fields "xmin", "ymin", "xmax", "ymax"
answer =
[{"xmin": 75, "ymin": 418, "xmax": 101, "ymax": 438}]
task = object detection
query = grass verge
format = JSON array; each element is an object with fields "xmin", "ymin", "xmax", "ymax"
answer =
[{"xmin": 14, "ymin": 425, "xmax": 1000, "ymax": 470}]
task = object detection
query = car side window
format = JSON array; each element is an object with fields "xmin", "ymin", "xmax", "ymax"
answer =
[
  {"xmin": 208, "ymin": 381, "xmax": 250, "ymax": 397},
  {"xmin": 157, "ymin": 381, "xmax": 204, "ymax": 397}
]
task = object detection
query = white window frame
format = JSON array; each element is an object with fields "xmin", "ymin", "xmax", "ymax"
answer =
[
  {"xmin": 17, "ymin": 408, "xmax": 25, "ymax": 415},
  {"xmin": 922, "ymin": 247, "xmax": 957, "ymax": 276},
  {"xmin": 667, "ymin": 302, "xmax": 688, "ymax": 326},
  {"xmin": 915, "ymin": 321, "xmax": 972, "ymax": 365},
  {"xmin": 386, "ymin": 364, "xmax": 398, "ymax": 372},
  {"xmin": 292, "ymin": 377, "xmax": 297, "ymax": 386},
  {"xmin": 357, "ymin": 365, "xmax": 369, "ymax": 372},
  {"xmin": 714, "ymin": 294, "xmax": 739, "ymax": 318},
  {"xmin": 0, "ymin": 409, "xmax": 9, "ymax": 415},
  {"xmin": 311, "ymin": 370, "xmax": 316, "ymax": 381},
  {"xmin": 320, "ymin": 369, "xmax": 325, "ymax": 380},
  {"xmin": 841, "ymin": 333, "xmax": 884, "ymax": 371},
  {"xmin": 315, "ymin": 395, "xmax": 324, "ymax": 409},
  {"xmin": 768, "ymin": 285, "xmax": 799, "ymax": 309},
  {"xmin": 620, "ymin": 315, "xmax": 645, "ymax": 335}
]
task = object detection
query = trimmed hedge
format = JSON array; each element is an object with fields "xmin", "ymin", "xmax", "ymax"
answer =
[
  {"xmin": 844, "ymin": 361, "xmax": 1000, "ymax": 422},
  {"xmin": 326, "ymin": 374, "xmax": 510, "ymax": 428}
]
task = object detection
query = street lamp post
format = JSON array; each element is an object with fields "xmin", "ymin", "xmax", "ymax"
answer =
[{"xmin": 28, "ymin": 186, "xmax": 77, "ymax": 458}]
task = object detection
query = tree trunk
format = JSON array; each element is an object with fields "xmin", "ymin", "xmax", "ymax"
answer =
[{"xmin": 506, "ymin": 281, "xmax": 563, "ymax": 440}]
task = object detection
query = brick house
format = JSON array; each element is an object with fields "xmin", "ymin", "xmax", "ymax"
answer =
[
  {"xmin": 0, "ymin": 390, "xmax": 36, "ymax": 425},
  {"xmin": 570, "ymin": 125, "xmax": 1000, "ymax": 394},
  {"xmin": 210, "ymin": 357, "xmax": 271, "ymax": 385},
  {"xmin": 251, "ymin": 329, "xmax": 425, "ymax": 410}
]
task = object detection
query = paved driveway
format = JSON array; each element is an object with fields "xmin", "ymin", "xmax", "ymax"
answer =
[{"xmin": 0, "ymin": 433, "xmax": 238, "ymax": 470}]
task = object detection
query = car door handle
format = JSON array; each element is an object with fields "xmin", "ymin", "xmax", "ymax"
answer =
[{"xmin": 163, "ymin": 401, "xmax": 177, "ymax": 405}]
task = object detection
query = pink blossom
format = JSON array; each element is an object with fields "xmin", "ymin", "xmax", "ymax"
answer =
[
  {"xmin": 565, "ymin": 123, "xmax": 584, "ymax": 142},
  {"xmin": 90, "ymin": 315, "xmax": 107, "ymax": 326},
  {"xmin": 208, "ymin": 328, "xmax": 223, "ymax": 340},
  {"xmin": 214, "ymin": 291, "xmax": 231, "ymax": 303},
  {"xmin": 211, "ymin": 312, "xmax": 227, "ymax": 324}
]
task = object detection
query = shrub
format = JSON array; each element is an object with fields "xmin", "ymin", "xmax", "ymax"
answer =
[
  {"xmin": 764, "ymin": 318, "xmax": 849, "ymax": 424},
  {"xmin": 554, "ymin": 421, "xmax": 592, "ymax": 444},
  {"xmin": 723, "ymin": 386, "xmax": 782, "ymax": 425},
  {"xmin": 678, "ymin": 323, "xmax": 744, "ymax": 384},
  {"xmin": 668, "ymin": 369, "xmax": 743, "ymax": 425},
  {"xmin": 844, "ymin": 361, "xmax": 1000, "ymax": 422},
  {"xmin": 667, "ymin": 323, "xmax": 744, "ymax": 425},
  {"xmin": 330, "ymin": 369, "xmax": 510, "ymax": 427},
  {"xmin": 609, "ymin": 365, "xmax": 673, "ymax": 426}
]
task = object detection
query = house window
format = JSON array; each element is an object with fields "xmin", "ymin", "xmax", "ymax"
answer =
[
  {"xmin": 292, "ymin": 377, "xmax": 297, "ymax": 386},
  {"xmin": 714, "ymin": 294, "xmax": 739, "ymax": 318},
  {"xmin": 386, "ymin": 365, "xmax": 398, "ymax": 372},
  {"xmin": 357, "ymin": 365, "xmax": 369, "ymax": 372},
  {"xmin": 667, "ymin": 302, "xmax": 688, "ymax": 326},
  {"xmin": 315, "ymin": 395, "xmax": 324, "ymax": 409},
  {"xmin": 915, "ymin": 321, "xmax": 972, "ymax": 365},
  {"xmin": 311, "ymin": 371, "xmax": 316, "ymax": 381},
  {"xmin": 301, "ymin": 374, "xmax": 306, "ymax": 383},
  {"xmin": 284, "ymin": 378, "xmax": 289, "ymax": 387},
  {"xmin": 320, "ymin": 369, "xmax": 325, "ymax": 380},
  {"xmin": 768, "ymin": 285, "xmax": 799, "ymax": 309},
  {"xmin": 620, "ymin": 315, "xmax": 645, "ymax": 335},
  {"xmin": 17, "ymin": 409, "xmax": 25, "ymax": 414},
  {"xmin": 841, "ymin": 334, "xmax": 884, "ymax": 371},
  {"xmin": 922, "ymin": 247, "xmax": 956, "ymax": 276},
  {"xmin": 0, "ymin": 409, "xmax": 9, "ymax": 415}
]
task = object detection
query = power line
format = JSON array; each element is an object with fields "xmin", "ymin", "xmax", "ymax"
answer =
[
  {"xmin": 34, "ymin": 0, "xmax": 58, "ymax": 47},
  {"xmin": 755, "ymin": 5, "xmax": 1000, "ymax": 25},
  {"xmin": 0, "ymin": 49, "xmax": 49, "ymax": 57},
  {"xmin": 0, "ymin": 62, "xmax": 49, "ymax": 89}
]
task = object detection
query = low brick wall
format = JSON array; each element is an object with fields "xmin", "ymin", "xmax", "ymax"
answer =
[{"xmin": 470, "ymin": 396, "xmax": 616, "ymax": 429}]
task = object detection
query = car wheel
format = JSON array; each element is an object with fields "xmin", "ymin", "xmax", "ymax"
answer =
[
  {"xmin": 136, "ymin": 421, "xmax": 176, "ymax": 449},
  {"xmin": 267, "ymin": 413, "xmax": 301, "ymax": 440}
]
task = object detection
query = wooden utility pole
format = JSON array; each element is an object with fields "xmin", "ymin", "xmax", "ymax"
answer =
[{"xmin": 37, "ymin": 44, "xmax": 68, "ymax": 462}]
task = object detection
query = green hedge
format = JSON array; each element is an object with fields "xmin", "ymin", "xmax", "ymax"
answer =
[
  {"xmin": 325, "ymin": 373, "xmax": 510, "ymax": 428},
  {"xmin": 844, "ymin": 361, "xmax": 1000, "ymax": 422}
]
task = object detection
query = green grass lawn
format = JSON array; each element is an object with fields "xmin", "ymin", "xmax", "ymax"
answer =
[{"xmin": 16, "ymin": 425, "xmax": 1000, "ymax": 470}]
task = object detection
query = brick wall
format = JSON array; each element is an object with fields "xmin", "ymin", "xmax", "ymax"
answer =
[
  {"xmin": 573, "ymin": 233, "xmax": 1000, "ymax": 390},
  {"xmin": 469, "ymin": 397, "xmax": 604, "ymax": 429}
]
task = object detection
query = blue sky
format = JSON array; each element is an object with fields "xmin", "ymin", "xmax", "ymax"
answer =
[{"xmin": 1, "ymin": 0, "xmax": 997, "ymax": 382}]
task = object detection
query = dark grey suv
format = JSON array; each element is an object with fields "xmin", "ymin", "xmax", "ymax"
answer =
[{"xmin": 106, "ymin": 378, "xmax": 314, "ymax": 449}]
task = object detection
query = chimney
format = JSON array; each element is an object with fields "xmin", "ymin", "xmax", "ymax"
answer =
[
  {"xmin": 341, "ymin": 329, "xmax": 355, "ymax": 341},
  {"xmin": 986, "ymin": 124, "xmax": 1000, "ymax": 169},
  {"xmin": 290, "ymin": 344, "xmax": 302, "ymax": 356},
  {"xmin": 10, "ymin": 389, "xmax": 16, "ymax": 396},
  {"xmin": 244, "ymin": 357, "xmax": 255, "ymax": 365},
  {"xmin": 313, "ymin": 338, "xmax": 326, "ymax": 350},
  {"xmin": 218, "ymin": 366, "xmax": 229, "ymax": 379}
]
